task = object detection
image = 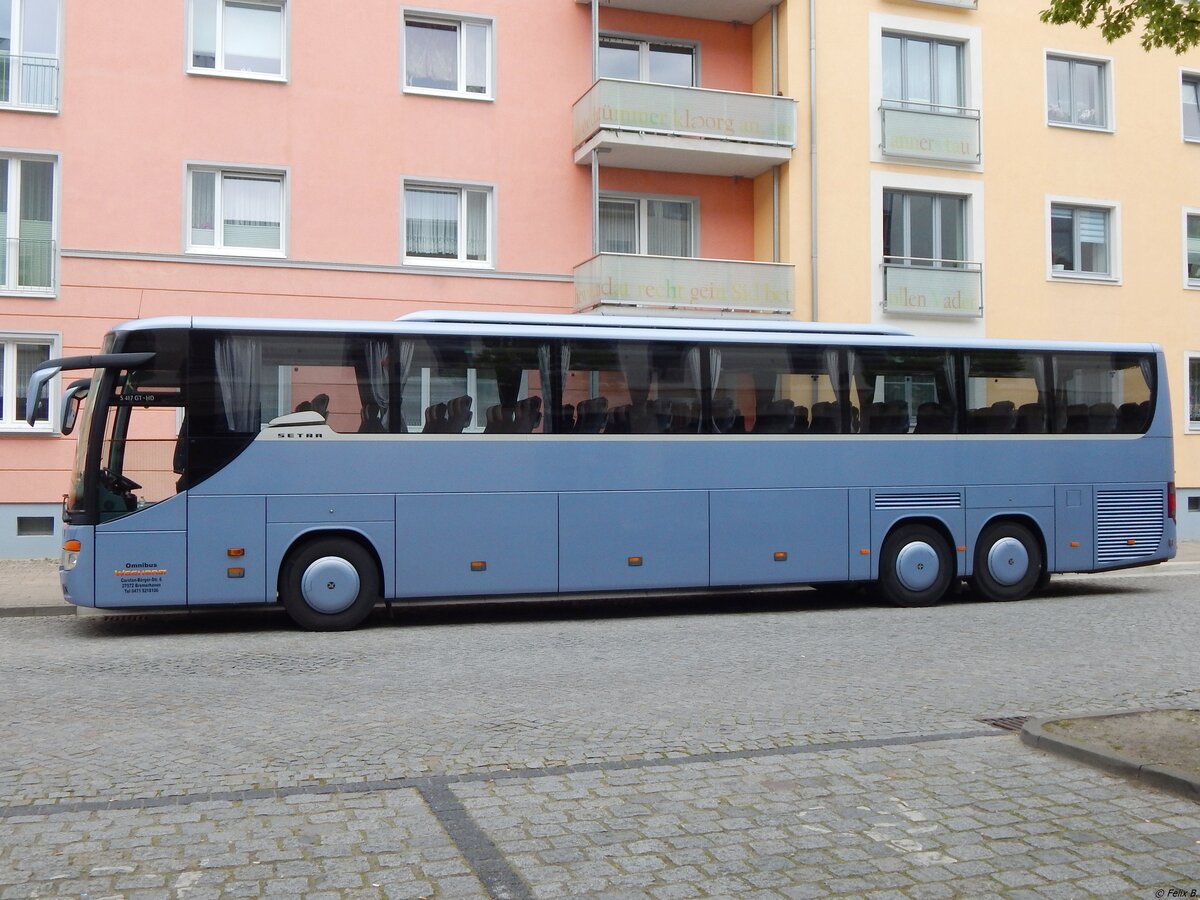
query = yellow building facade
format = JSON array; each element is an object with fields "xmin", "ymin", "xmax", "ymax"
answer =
[{"xmin": 760, "ymin": 0, "xmax": 1200, "ymax": 537}]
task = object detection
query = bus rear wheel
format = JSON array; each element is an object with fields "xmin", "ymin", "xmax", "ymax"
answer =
[
  {"xmin": 878, "ymin": 523, "xmax": 954, "ymax": 608},
  {"xmin": 971, "ymin": 521, "xmax": 1042, "ymax": 602},
  {"xmin": 281, "ymin": 537, "xmax": 380, "ymax": 631}
]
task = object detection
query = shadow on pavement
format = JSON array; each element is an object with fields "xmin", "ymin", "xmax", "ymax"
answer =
[{"xmin": 64, "ymin": 576, "xmax": 1153, "ymax": 637}]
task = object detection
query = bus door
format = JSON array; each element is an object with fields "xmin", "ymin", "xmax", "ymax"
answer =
[{"xmin": 89, "ymin": 363, "xmax": 190, "ymax": 608}]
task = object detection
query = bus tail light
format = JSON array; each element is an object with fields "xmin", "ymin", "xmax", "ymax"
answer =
[{"xmin": 1168, "ymin": 482, "xmax": 1176, "ymax": 522}]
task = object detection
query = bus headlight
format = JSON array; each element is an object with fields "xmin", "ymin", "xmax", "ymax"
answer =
[{"xmin": 62, "ymin": 539, "xmax": 81, "ymax": 571}]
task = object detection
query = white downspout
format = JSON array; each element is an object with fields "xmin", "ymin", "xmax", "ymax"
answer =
[{"xmin": 809, "ymin": 0, "xmax": 819, "ymax": 322}]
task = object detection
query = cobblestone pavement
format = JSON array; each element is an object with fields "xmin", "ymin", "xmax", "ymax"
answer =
[{"xmin": 1, "ymin": 569, "xmax": 1199, "ymax": 898}]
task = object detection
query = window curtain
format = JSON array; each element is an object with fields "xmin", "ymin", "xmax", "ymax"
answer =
[
  {"xmin": 191, "ymin": 171, "xmax": 216, "ymax": 246},
  {"xmin": 223, "ymin": 174, "xmax": 280, "ymax": 250},
  {"xmin": 537, "ymin": 343, "xmax": 570, "ymax": 433},
  {"xmin": 223, "ymin": 1, "xmax": 282, "ymax": 75},
  {"xmin": 18, "ymin": 159, "xmax": 53, "ymax": 288},
  {"xmin": 365, "ymin": 339, "xmax": 390, "ymax": 429},
  {"xmin": 16, "ymin": 342, "xmax": 49, "ymax": 421},
  {"xmin": 394, "ymin": 341, "xmax": 414, "ymax": 433},
  {"xmin": 944, "ymin": 353, "xmax": 959, "ymax": 427},
  {"xmin": 406, "ymin": 187, "xmax": 458, "ymax": 258},
  {"xmin": 465, "ymin": 190, "xmax": 487, "ymax": 261},
  {"xmin": 215, "ymin": 337, "xmax": 261, "ymax": 431},
  {"xmin": 599, "ymin": 200, "xmax": 636, "ymax": 254},
  {"xmin": 618, "ymin": 342, "xmax": 651, "ymax": 407},
  {"xmin": 406, "ymin": 20, "xmax": 457, "ymax": 90},
  {"xmin": 647, "ymin": 200, "xmax": 691, "ymax": 257}
]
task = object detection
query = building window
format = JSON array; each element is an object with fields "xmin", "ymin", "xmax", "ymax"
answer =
[
  {"xmin": 0, "ymin": 335, "xmax": 52, "ymax": 428},
  {"xmin": 1050, "ymin": 203, "xmax": 1113, "ymax": 278},
  {"xmin": 403, "ymin": 182, "xmax": 492, "ymax": 266},
  {"xmin": 884, "ymin": 190, "xmax": 966, "ymax": 266},
  {"xmin": 0, "ymin": 0, "xmax": 59, "ymax": 109},
  {"xmin": 187, "ymin": 167, "xmax": 285, "ymax": 255},
  {"xmin": 189, "ymin": 0, "xmax": 286, "ymax": 79},
  {"xmin": 882, "ymin": 32, "xmax": 964, "ymax": 109},
  {"xmin": 1046, "ymin": 54, "xmax": 1108, "ymax": 129},
  {"xmin": 597, "ymin": 36, "xmax": 696, "ymax": 87},
  {"xmin": 1187, "ymin": 213, "xmax": 1200, "ymax": 286},
  {"xmin": 0, "ymin": 156, "xmax": 55, "ymax": 293},
  {"xmin": 1190, "ymin": 354, "xmax": 1200, "ymax": 431},
  {"xmin": 599, "ymin": 196, "xmax": 695, "ymax": 257},
  {"xmin": 403, "ymin": 13, "xmax": 492, "ymax": 98},
  {"xmin": 1184, "ymin": 75, "xmax": 1200, "ymax": 141}
]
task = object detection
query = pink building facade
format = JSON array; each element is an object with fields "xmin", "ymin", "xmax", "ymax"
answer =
[{"xmin": 0, "ymin": 0, "xmax": 793, "ymax": 557}]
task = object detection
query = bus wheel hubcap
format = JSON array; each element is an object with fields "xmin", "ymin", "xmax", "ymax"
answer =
[
  {"xmin": 300, "ymin": 556, "xmax": 360, "ymax": 614},
  {"xmin": 895, "ymin": 541, "xmax": 939, "ymax": 592},
  {"xmin": 987, "ymin": 537, "xmax": 1029, "ymax": 586}
]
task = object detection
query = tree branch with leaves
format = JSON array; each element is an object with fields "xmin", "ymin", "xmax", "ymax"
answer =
[{"xmin": 1040, "ymin": 0, "xmax": 1200, "ymax": 53}]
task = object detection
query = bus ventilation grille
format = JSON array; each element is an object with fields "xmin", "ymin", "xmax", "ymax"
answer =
[
  {"xmin": 1095, "ymin": 489, "xmax": 1164, "ymax": 564},
  {"xmin": 977, "ymin": 716, "xmax": 1030, "ymax": 732},
  {"xmin": 873, "ymin": 492, "xmax": 962, "ymax": 510}
]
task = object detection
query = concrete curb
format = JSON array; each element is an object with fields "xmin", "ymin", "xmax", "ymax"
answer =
[
  {"xmin": 0, "ymin": 605, "xmax": 76, "ymax": 619},
  {"xmin": 1021, "ymin": 710, "xmax": 1200, "ymax": 803}
]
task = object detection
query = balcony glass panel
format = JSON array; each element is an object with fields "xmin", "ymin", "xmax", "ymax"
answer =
[
  {"xmin": 573, "ymin": 79, "xmax": 795, "ymax": 149},
  {"xmin": 883, "ymin": 260, "xmax": 982, "ymax": 318},
  {"xmin": 880, "ymin": 101, "xmax": 980, "ymax": 164},
  {"xmin": 575, "ymin": 253, "xmax": 793, "ymax": 315}
]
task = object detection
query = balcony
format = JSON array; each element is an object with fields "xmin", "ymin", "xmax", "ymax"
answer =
[
  {"xmin": 880, "ymin": 100, "xmax": 980, "ymax": 165},
  {"xmin": 2, "ymin": 238, "xmax": 57, "ymax": 293},
  {"xmin": 0, "ymin": 53, "xmax": 60, "ymax": 111},
  {"xmin": 575, "ymin": 252, "xmax": 794, "ymax": 315},
  {"xmin": 910, "ymin": 0, "xmax": 977, "ymax": 7},
  {"xmin": 574, "ymin": 0, "xmax": 781, "ymax": 24},
  {"xmin": 882, "ymin": 259, "xmax": 982, "ymax": 319},
  {"xmin": 573, "ymin": 79, "xmax": 796, "ymax": 177}
]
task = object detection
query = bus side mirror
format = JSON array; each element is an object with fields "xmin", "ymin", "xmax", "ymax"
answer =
[{"xmin": 61, "ymin": 379, "xmax": 90, "ymax": 436}]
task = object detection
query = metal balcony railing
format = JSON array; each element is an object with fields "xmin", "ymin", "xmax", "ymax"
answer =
[
  {"xmin": 575, "ymin": 252, "xmax": 794, "ymax": 315},
  {"xmin": 882, "ymin": 258, "xmax": 982, "ymax": 318},
  {"xmin": 2, "ymin": 238, "xmax": 57, "ymax": 292},
  {"xmin": 0, "ymin": 53, "xmax": 60, "ymax": 110},
  {"xmin": 880, "ymin": 99, "xmax": 980, "ymax": 164}
]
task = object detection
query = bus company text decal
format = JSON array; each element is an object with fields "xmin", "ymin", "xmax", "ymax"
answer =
[{"xmin": 114, "ymin": 563, "xmax": 167, "ymax": 595}]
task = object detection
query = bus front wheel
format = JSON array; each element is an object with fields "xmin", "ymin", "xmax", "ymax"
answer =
[
  {"xmin": 281, "ymin": 537, "xmax": 381, "ymax": 631},
  {"xmin": 878, "ymin": 523, "xmax": 954, "ymax": 608},
  {"xmin": 971, "ymin": 521, "xmax": 1042, "ymax": 602}
]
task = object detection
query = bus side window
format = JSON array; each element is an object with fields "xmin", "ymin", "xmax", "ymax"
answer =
[
  {"xmin": 852, "ymin": 348, "xmax": 956, "ymax": 435},
  {"xmin": 964, "ymin": 351, "xmax": 1048, "ymax": 435},
  {"xmin": 1051, "ymin": 352, "xmax": 1154, "ymax": 435}
]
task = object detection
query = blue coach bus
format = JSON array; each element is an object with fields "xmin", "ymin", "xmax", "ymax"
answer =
[{"xmin": 27, "ymin": 312, "xmax": 1176, "ymax": 629}]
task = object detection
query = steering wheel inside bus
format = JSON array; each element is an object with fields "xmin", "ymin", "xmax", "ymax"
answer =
[{"xmin": 99, "ymin": 468, "xmax": 141, "ymax": 494}]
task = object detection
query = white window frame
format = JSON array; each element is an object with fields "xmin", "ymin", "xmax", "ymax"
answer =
[
  {"xmin": 401, "ymin": 178, "xmax": 495, "ymax": 268},
  {"xmin": 1184, "ymin": 207, "xmax": 1200, "ymax": 290},
  {"xmin": 186, "ymin": 0, "xmax": 289, "ymax": 82},
  {"xmin": 597, "ymin": 32, "xmax": 699, "ymax": 86},
  {"xmin": 869, "ymin": 169, "xmax": 985, "ymax": 337},
  {"xmin": 0, "ymin": 0, "xmax": 62, "ymax": 112},
  {"xmin": 1186, "ymin": 351, "xmax": 1200, "ymax": 433},
  {"xmin": 0, "ymin": 151, "xmax": 58, "ymax": 297},
  {"xmin": 0, "ymin": 331, "xmax": 59, "ymax": 433},
  {"xmin": 184, "ymin": 163, "xmax": 288, "ymax": 258},
  {"xmin": 598, "ymin": 192, "xmax": 699, "ymax": 258},
  {"xmin": 402, "ymin": 9, "xmax": 494, "ymax": 100},
  {"xmin": 1044, "ymin": 50, "xmax": 1114, "ymax": 133},
  {"xmin": 1183, "ymin": 69, "xmax": 1200, "ymax": 143},
  {"xmin": 1046, "ymin": 195, "xmax": 1121, "ymax": 284},
  {"xmin": 868, "ymin": 14, "xmax": 982, "ymax": 170}
]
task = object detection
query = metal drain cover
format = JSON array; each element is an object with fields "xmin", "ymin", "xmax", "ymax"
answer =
[{"xmin": 977, "ymin": 716, "xmax": 1031, "ymax": 732}]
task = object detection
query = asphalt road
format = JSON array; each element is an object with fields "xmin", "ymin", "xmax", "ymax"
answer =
[{"xmin": 1, "ymin": 566, "xmax": 1198, "ymax": 898}]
